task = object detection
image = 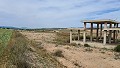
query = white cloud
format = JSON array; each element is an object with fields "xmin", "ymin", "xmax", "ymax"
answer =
[{"xmin": 0, "ymin": 0, "xmax": 120, "ymax": 28}]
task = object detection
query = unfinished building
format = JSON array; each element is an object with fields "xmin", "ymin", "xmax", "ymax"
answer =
[{"xmin": 70, "ymin": 20, "xmax": 120, "ymax": 45}]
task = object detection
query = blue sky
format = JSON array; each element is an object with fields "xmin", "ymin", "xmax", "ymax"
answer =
[{"xmin": 0, "ymin": 0, "xmax": 120, "ymax": 28}]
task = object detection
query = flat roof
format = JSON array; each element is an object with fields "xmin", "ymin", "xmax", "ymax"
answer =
[
  {"xmin": 82, "ymin": 19, "xmax": 120, "ymax": 24},
  {"xmin": 103, "ymin": 28, "xmax": 120, "ymax": 31},
  {"xmin": 68, "ymin": 28, "xmax": 84, "ymax": 30}
]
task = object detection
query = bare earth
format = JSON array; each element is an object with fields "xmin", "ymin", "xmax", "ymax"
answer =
[{"xmin": 21, "ymin": 31, "xmax": 120, "ymax": 68}]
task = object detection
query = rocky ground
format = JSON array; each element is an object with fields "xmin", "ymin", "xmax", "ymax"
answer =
[{"xmin": 21, "ymin": 31, "xmax": 120, "ymax": 68}]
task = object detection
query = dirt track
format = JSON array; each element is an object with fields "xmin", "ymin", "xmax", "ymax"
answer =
[{"xmin": 21, "ymin": 31, "xmax": 120, "ymax": 68}]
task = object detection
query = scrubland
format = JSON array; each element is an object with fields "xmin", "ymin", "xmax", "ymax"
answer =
[
  {"xmin": 21, "ymin": 29, "xmax": 120, "ymax": 68},
  {"xmin": 0, "ymin": 29, "xmax": 120, "ymax": 68}
]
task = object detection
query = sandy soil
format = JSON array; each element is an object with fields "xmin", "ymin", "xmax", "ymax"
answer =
[{"xmin": 21, "ymin": 31, "xmax": 120, "ymax": 68}]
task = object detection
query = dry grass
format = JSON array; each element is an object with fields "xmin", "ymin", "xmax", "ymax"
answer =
[
  {"xmin": 0, "ymin": 31, "xmax": 65, "ymax": 68},
  {"xmin": 55, "ymin": 32, "xmax": 70, "ymax": 45}
]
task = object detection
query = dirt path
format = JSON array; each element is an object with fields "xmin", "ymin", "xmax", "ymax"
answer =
[{"xmin": 21, "ymin": 31, "xmax": 120, "ymax": 68}]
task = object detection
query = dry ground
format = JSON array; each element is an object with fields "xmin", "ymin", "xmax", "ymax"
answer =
[{"xmin": 21, "ymin": 31, "xmax": 120, "ymax": 68}]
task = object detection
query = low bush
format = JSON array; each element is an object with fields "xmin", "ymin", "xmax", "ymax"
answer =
[
  {"xmin": 84, "ymin": 44, "xmax": 91, "ymax": 47},
  {"xmin": 53, "ymin": 50, "xmax": 64, "ymax": 57},
  {"xmin": 114, "ymin": 45, "xmax": 120, "ymax": 52},
  {"xmin": 70, "ymin": 43, "xmax": 77, "ymax": 46}
]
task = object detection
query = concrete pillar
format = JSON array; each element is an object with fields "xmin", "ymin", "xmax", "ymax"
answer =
[
  {"xmin": 90, "ymin": 23, "xmax": 93, "ymax": 42},
  {"xmin": 115, "ymin": 30, "xmax": 118, "ymax": 42},
  {"xmin": 109, "ymin": 23, "xmax": 112, "ymax": 43},
  {"xmin": 78, "ymin": 30, "xmax": 80, "ymax": 40},
  {"xmin": 100, "ymin": 24, "xmax": 102, "ymax": 39},
  {"xmin": 103, "ymin": 23, "xmax": 107, "ymax": 45},
  {"xmin": 70, "ymin": 30, "xmax": 72, "ymax": 43},
  {"xmin": 83, "ymin": 23, "xmax": 86, "ymax": 44},
  {"xmin": 113, "ymin": 24, "xmax": 116, "ymax": 43},
  {"xmin": 73, "ymin": 33, "xmax": 75, "ymax": 41},
  {"xmin": 96, "ymin": 24, "xmax": 99, "ymax": 42},
  {"xmin": 117, "ymin": 23, "xmax": 119, "ymax": 28},
  {"xmin": 113, "ymin": 30, "xmax": 116, "ymax": 43},
  {"xmin": 116, "ymin": 24, "xmax": 119, "ymax": 42}
]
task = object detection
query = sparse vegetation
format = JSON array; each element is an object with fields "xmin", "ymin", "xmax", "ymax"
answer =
[
  {"xmin": 70, "ymin": 43, "xmax": 77, "ymax": 46},
  {"xmin": 114, "ymin": 45, "xmax": 120, "ymax": 52},
  {"xmin": 101, "ymin": 47, "xmax": 109, "ymax": 51},
  {"xmin": 53, "ymin": 50, "xmax": 64, "ymax": 57},
  {"xmin": 114, "ymin": 45, "xmax": 120, "ymax": 60},
  {"xmin": 8, "ymin": 31, "xmax": 31, "ymax": 68},
  {"xmin": 55, "ymin": 32, "xmax": 70, "ymax": 45},
  {"xmin": 17, "ymin": 29, "xmax": 120, "ymax": 68},
  {"xmin": 0, "ymin": 30, "xmax": 65, "ymax": 68},
  {"xmin": 74, "ymin": 63, "xmax": 82, "ymax": 68},
  {"xmin": 85, "ymin": 48, "xmax": 93, "ymax": 52},
  {"xmin": 114, "ymin": 53, "xmax": 120, "ymax": 60},
  {"xmin": 84, "ymin": 44, "xmax": 91, "ymax": 47},
  {"xmin": 101, "ymin": 51, "xmax": 105, "ymax": 54}
]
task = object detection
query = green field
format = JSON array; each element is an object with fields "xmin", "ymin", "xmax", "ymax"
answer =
[{"xmin": 0, "ymin": 29, "xmax": 13, "ymax": 56}]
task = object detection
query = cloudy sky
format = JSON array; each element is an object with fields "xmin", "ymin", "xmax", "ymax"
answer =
[{"xmin": 0, "ymin": 0, "xmax": 120, "ymax": 28}]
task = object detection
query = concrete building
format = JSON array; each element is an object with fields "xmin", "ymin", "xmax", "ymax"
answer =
[{"xmin": 70, "ymin": 19, "xmax": 120, "ymax": 45}]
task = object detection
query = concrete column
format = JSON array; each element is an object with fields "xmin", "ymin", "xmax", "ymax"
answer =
[
  {"xmin": 90, "ymin": 23, "xmax": 93, "ymax": 42},
  {"xmin": 83, "ymin": 23, "xmax": 86, "ymax": 44},
  {"xmin": 115, "ymin": 30, "xmax": 118, "ymax": 42},
  {"xmin": 113, "ymin": 30, "xmax": 116, "ymax": 43},
  {"xmin": 70, "ymin": 30, "xmax": 72, "ymax": 43},
  {"xmin": 103, "ymin": 23, "xmax": 107, "ymax": 45},
  {"xmin": 73, "ymin": 33, "xmax": 75, "ymax": 41},
  {"xmin": 96, "ymin": 24, "xmax": 99, "ymax": 42},
  {"xmin": 116, "ymin": 24, "xmax": 119, "ymax": 42},
  {"xmin": 113, "ymin": 24, "xmax": 116, "ymax": 43},
  {"xmin": 109, "ymin": 23, "xmax": 112, "ymax": 43},
  {"xmin": 78, "ymin": 30, "xmax": 80, "ymax": 40},
  {"xmin": 117, "ymin": 23, "xmax": 119, "ymax": 28},
  {"xmin": 100, "ymin": 24, "xmax": 102, "ymax": 40}
]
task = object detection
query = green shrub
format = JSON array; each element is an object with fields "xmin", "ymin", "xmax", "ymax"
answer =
[
  {"xmin": 70, "ymin": 43, "xmax": 77, "ymax": 46},
  {"xmin": 84, "ymin": 44, "xmax": 90, "ymax": 47},
  {"xmin": 114, "ymin": 45, "xmax": 120, "ymax": 52},
  {"xmin": 53, "ymin": 50, "xmax": 64, "ymax": 57}
]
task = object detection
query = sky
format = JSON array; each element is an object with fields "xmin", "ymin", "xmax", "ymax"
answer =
[{"xmin": 0, "ymin": 0, "xmax": 120, "ymax": 28}]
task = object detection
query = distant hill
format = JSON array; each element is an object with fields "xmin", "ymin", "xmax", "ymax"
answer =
[
  {"xmin": 0, "ymin": 26, "xmax": 20, "ymax": 30},
  {"xmin": 0, "ymin": 26, "xmax": 67, "ymax": 30}
]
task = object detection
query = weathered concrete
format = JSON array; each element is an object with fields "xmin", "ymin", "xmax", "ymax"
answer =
[
  {"xmin": 70, "ymin": 30, "xmax": 72, "ymax": 43},
  {"xmin": 70, "ymin": 19, "xmax": 120, "ymax": 45},
  {"xmin": 90, "ymin": 23, "xmax": 93, "ymax": 42},
  {"xmin": 83, "ymin": 23, "xmax": 86, "ymax": 44},
  {"xmin": 96, "ymin": 24, "xmax": 99, "ymax": 42},
  {"xmin": 103, "ymin": 22, "xmax": 107, "ymax": 45}
]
